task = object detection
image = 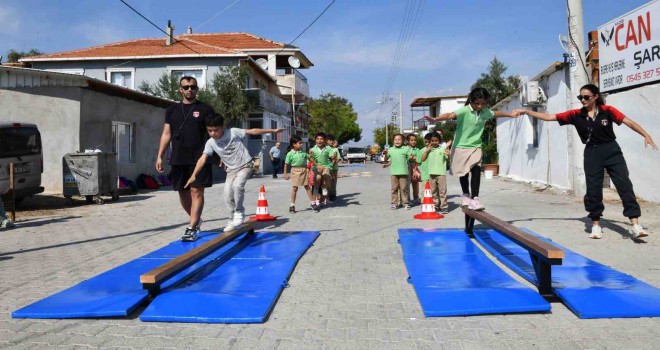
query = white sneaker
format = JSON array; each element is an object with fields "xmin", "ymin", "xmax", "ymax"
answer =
[
  {"xmin": 589, "ymin": 225, "xmax": 603, "ymax": 239},
  {"xmin": 461, "ymin": 194, "xmax": 471, "ymax": 207},
  {"xmin": 468, "ymin": 197, "xmax": 484, "ymax": 211},
  {"xmin": 232, "ymin": 212, "xmax": 245, "ymax": 227},
  {"xmin": 630, "ymin": 224, "xmax": 648, "ymax": 239}
]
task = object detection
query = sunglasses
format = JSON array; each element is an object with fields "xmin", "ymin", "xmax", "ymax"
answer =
[
  {"xmin": 181, "ymin": 85, "xmax": 198, "ymax": 91},
  {"xmin": 577, "ymin": 95, "xmax": 594, "ymax": 101}
]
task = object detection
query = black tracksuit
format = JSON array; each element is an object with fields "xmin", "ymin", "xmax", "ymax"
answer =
[{"xmin": 556, "ymin": 105, "xmax": 641, "ymax": 221}]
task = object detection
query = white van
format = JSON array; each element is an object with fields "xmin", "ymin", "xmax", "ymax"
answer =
[{"xmin": 0, "ymin": 122, "xmax": 44, "ymax": 204}]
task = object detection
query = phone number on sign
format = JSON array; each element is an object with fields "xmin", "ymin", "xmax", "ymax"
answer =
[{"xmin": 627, "ymin": 68, "xmax": 660, "ymax": 83}]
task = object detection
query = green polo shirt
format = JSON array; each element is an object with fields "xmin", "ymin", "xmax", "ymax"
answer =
[
  {"xmin": 454, "ymin": 105, "xmax": 494, "ymax": 148},
  {"xmin": 410, "ymin": 147, "xmax": 424, "ymax": 165},
  {"xmin": 310, "ymin": 145, "xmax": 333, "ymax": 169},
  {"xmin": 330, "ymin": 147, "xmax": 340, "ymax": 171},
  {"xmin": 285, "ymin": 149, "xmax": 308, "ymax": 167},
  {"xmin": 387, "ymin": 145, "xmax": 411, "ymax": 176},
  {"xmin": 427, "ymin": 146, "xmax": 448, "ymax": 175}
]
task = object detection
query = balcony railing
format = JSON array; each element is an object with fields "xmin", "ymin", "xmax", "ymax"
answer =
[
  {"xmin": 245, "ymin": 88, "xmax": 291, "ymax": 117},
  {"xmin": 275, "ymin": 69, "xmax": 309, "ymax": 98}
]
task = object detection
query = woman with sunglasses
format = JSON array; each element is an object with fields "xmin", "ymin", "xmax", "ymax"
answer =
[{"xmin": 513, "ymin": 84, "xmax": 657, "ymax": 240}]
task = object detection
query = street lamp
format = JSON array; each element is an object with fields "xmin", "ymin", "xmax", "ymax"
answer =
[{"xmin": 376, "ymin": 98, "xmax": 391, "ymax": 148}]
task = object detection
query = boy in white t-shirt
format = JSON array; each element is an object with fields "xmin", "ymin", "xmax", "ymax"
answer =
[{"xmin": 185, "ymin": 115, "xmax": 284, "ymax": 238}]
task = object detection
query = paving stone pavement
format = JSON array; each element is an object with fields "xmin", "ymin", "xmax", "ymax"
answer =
[{"xmin": 1, "ymin": 162, "xmax": 659, "ymax": 349}]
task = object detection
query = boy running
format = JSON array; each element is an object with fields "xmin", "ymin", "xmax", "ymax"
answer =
[{"xmin": 284, "ymin": 136, "xmax": 315, "ymax": 213}]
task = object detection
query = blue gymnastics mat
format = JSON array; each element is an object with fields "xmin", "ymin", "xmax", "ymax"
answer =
[
  {"xmin": 12, "ymin": 231, "xmax": 247, "ymax": 319},
  {"xmin": 398, "ymin": 228, "xmax": 550, "ymax": 317},
  {"xmin": 474, "ymin": 229, "xmax": 660, "ymax": 319},
  {"xmin": 140, "ymin": 231, "xmax": 320, "ymax": 323}
]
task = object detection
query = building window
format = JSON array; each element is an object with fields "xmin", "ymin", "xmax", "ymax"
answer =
[
  {"xmin": 248, "ymin": 119, "xmax": 262, "ymax": 140},
  {"xmin": 112, "ymin": 122, "xmax": 134, "ymax": 163},
  {"xmin": 271, "ymin": 120, "xmax": 280, "ymax": 141},
  {"xmin": 106, "ymin": 68, "xmax": 135, "ymax": 89},
  {"xmin": 168, "ymin": 66, "xmax": 207, "ymax": 88}
]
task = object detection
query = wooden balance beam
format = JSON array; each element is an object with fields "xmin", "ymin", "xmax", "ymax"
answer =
[
  {"xmin": 140, "ymin": 220, "xmax": 255, "ymax": 295},
  {"xmin": 463, "ymin": 207, "xmax": 564, "ymax": 296}
]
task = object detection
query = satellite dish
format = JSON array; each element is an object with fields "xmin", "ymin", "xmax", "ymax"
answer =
[
  {"xmin": 559, "ymin": 34, "xmax": 573, "ymax": 53},
  {"xmin": 288, "ymin": 56, "xmax": 301, "ymax": 69},
  {"xmin": 256, "ymin": 58, "xmax": 268, "ymax": 70}
]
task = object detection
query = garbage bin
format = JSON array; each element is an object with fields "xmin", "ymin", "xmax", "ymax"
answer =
[{"xmin": 63, "ymin": 152, "xmax": 119, "ymax": 205}]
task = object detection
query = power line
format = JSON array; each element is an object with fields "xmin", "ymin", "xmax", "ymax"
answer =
[
  {"xmin": 117, "ymin": 0, "xmax": 204, "ymax": 56},
  {"xmin": 195, "ymin": 0, "xmax": 244, "ymax": 31}
]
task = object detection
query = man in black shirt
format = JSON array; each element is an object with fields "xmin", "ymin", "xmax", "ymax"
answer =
[{"xmin": 156, "ymin": 76, "xmax": 215, "ymax": 241}]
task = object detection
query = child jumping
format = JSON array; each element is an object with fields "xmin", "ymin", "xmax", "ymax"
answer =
[
  {"xmin": 283, "ymin": 135, "xmax": 315, "ymax": 213},
  {"xmin": 407, "ymin": 134, "xmax": 423, "ymax": 206},
  {"xmin": 309, "ymin": 132, "xmax": 335, "ymax": 211},
  {"xmin": 383, "ymin": 134, "xmax": 413, "ymax": 210},
  {"xmin": 434, "ymin": 87, "xmax": 518, "ymax": 210},
  {"xmin": 185, "ymin": 115, "xmax": 284, "ymax": 238},
  {"xmin": 326, "ymin": 134, "xmax": 340, "ymax": 202},
  {"xmin": 422, "ymin": 132, "xmax": 451, "ymax": 214}
]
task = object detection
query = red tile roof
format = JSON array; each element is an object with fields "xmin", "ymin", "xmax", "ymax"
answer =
[{"xmin": 22, "ymin": 32, "xmax": 290, "ymax": 60}]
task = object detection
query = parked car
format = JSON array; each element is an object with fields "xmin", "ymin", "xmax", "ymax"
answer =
[
  {"xmin": 346, "ymin": 147, "xmax": 367, "ymax": 164},
  {"xmin": 0, "ymin": 122, "xmax": 44, "ymax": 204}
]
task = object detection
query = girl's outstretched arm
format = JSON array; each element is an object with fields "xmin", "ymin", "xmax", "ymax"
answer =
[
  {"xmin": 512, "ymin": 109, "xmax": 558, "ymax": 121},
  {"xmin": 494, "ymin": 111, "xmax": 521, "ymax": 118},
  {"xmin": 622, "ymin": 117, "xmax": 658, "ymax": 150},
  {"xmin": 434, "ymin": 112, "xmax": 457, "ymax": 122}
]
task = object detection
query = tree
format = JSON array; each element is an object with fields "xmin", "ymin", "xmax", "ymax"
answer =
[
  {"xmin": 434, "ymin": 120, "xmax": 457, "ymax": 143},
  {"xmin": 138, "ymin": 65, "xmax": 256, "ymax": 125},
  {"xmin": 205, "ymin": 65, "xmax": 256, "ymax": 125},
  {"xmin": 6, "ymin": 49, "xmax": 43, "ymax": 63},
  {"xmin": 470, "ymin": 56, "xmax": 521, "ymax": 164},
  {"xmin": 138, "ymin": 73, "xmax": 179, "ymax": 100},
  {"xmin": 307, "ymin": 93, "xmax": 362, "ymax": 145},
  {"xmin": 470, "ymin": 56, "xmax": 521, "ymax": 105},
  {"xmin": 373, "ymin": 124, "xmax": 401, "ymax": 149}
]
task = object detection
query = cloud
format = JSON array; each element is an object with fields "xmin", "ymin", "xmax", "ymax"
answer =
[
  {"xmin": 0, "ymin": 7, "xmax": 21, "ymax": 34},
  {"xmin": 75, "ymin": 21, "xmax": 135, "ymax": 45}
]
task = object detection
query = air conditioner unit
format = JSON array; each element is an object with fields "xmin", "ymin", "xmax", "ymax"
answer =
[{"xmin": 519, "ymin": 81, "xmax": 547, "ymax": 107}]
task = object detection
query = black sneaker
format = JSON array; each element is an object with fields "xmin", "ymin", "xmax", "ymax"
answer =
[
  {"xmin": 181, "ymin": 227, "xmax": 199, "ymax": 242},
  {"xmin": 311, "ymin": 203, "xmax": 320, "ymax": 212},
  {"xmin": 289, "ymin": 205, "xmax": 296, "ymax": 213}
]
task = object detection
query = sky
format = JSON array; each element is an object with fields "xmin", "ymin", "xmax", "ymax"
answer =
[{"xmin": 0, "ymin": 0, "xmax": 652, "ymax": 145}]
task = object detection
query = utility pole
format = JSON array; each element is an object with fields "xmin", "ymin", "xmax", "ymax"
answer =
[
  {"xmin": 567, "ymin": 0, "xmax": 589, "ymax": 196},
  {"xmin": 399, "ymin": 92, "xmax": 403, "ymax": 132}
]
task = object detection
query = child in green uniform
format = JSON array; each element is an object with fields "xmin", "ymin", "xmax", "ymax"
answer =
[
  {"xmin": 383, "ymin": 134, "xmax": 413, "ymax": 210},
  {"xmin": 434, "ymin": 87, "xmax": 518, "ymax": 210},
  {"xmin": 422, "ymin": 131, "xmax": 451, "ymax": 214},
  {"xmin": 284, "ymin": 135, "xmax": 315, "ymax": 213},
  {"xmin": 420, "ymin": 133, "xmax": 432, "ymax": 185},
  {"xmin": 326, "ymin": 134, "xmax": 340, "ymax": 201},
  {"xmin": 407, "ymin": 134, "xmax": 423, "ymax": 206},
  {"xmin": 309, "ymin": 132, "xmax": 336, "ymax": 211}
]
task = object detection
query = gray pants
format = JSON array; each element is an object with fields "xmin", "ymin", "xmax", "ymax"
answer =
[{"xmin": 224, "ymin": 164, "xmax": 253, "ymax": 214}]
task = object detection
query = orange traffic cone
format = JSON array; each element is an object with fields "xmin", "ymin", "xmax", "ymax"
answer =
[
  {"xmin": 414, "ymin": 181, "xmax": 444, "ymax": 220},
  {"xmin": 249, "ymin": 185, "xmax": 277, "ymax": 221}
]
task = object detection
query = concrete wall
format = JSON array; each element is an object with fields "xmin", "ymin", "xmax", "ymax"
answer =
[
  {"xmin": 79, "ymin": 89, "xmax": 168, "ymax": 183},
  {"xmin": 0, "ymin": 87, "xmax": 82, "ymax": 193},
  {"xmin": 496, "ymin": 67, "xmax": 572, "ymax": 190},
  {"xmin": 605, "ymin": 85, "xmax": 660, "ymax": 202},
  {"xmin": 32, "ymin": 57, "xmax": 240, "ymax": 89}
]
